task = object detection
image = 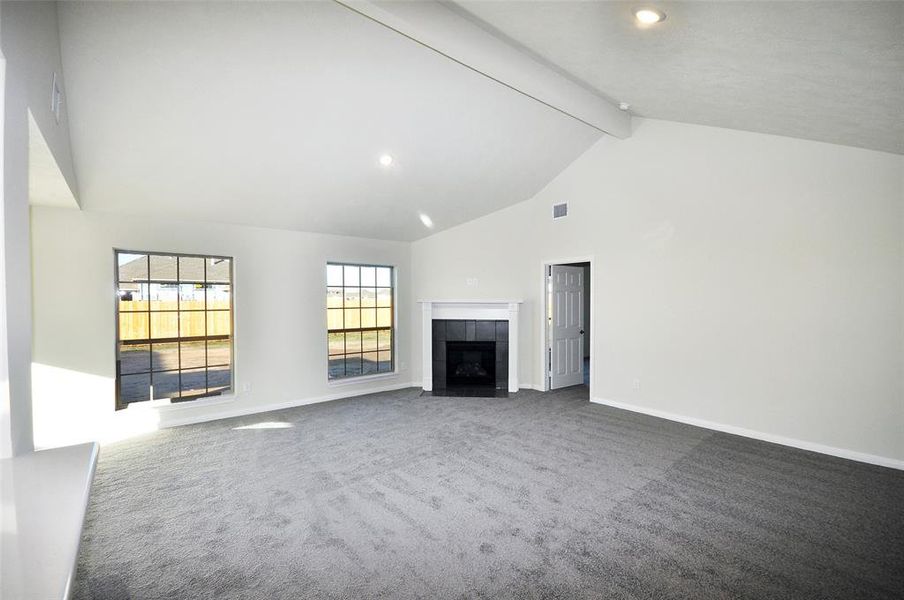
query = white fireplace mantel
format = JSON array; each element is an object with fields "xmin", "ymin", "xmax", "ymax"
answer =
[{"xmin": 419, "ymin": 299, "xmax": 523, "ymax": 393}]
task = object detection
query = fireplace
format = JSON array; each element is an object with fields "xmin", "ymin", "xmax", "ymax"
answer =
[
  {"xmin": 419, "ymin": 300, "xmax": 522, "ymax": 394},
  {"xmin": 446, "ymin": 341, "xmax": 496, "ymax": 388}
]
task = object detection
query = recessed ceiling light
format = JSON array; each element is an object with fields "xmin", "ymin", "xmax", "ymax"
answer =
[
  {"xmin": 419, "ymin": 213, "xmax": 434, "ymax": 228},
  {"xmin": 379, "ymin": 154, "xmax": 394, "ymax": 167},
  {"xmin": 618, "ymin": 102, "xmax": 631, "ymax": 111},
  {"xmin": 635, "ymin": 8, "xmax": 665, "ymax": 24}
]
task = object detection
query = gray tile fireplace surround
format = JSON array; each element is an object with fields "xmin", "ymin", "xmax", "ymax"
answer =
[{"xmin": 432, "ymin": 319, "xmax": 509, "ymax": 390}]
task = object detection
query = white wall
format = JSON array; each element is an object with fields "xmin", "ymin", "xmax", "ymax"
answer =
[
  {"xmin": 411, "ymin": 118, "xmax": 904, "ymax": 465},
  {"xmin": 1, "ymin": 1, "xmax": 78, "ymax": 458},
  {"xmin": 0, "ymin": 4, "xmax": 9, "ymax": 458},
  {"xmin": 30, "ymin": 207, "xmax": 412, "ymax": 449}
]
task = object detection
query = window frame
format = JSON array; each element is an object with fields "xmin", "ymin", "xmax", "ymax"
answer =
[
  {"xmin": 113, "ymin": 249, "xmax": 235, "ymax": 410},
  {"xmin": 326, "ymin": 262, "xmax": 395, "ymax": 382}
]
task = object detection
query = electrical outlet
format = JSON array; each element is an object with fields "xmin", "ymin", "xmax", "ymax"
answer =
[
  {"xmin": 242, "ymin": 382, "xmax": 252, "ymax": 393},
  {"xmin": 400, "ymin": 362, "xmax": 407, "ymax": 371},
  {"xmin": 466, "ymin": 278, "xmax": 478, "ymax": 287},
  {"xmin": 632, "ymin": 378, "xmax": 641, "ymax": 392}
]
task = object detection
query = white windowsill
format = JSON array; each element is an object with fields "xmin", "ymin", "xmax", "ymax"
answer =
[
  {"xmin": 1, "ymin": 442, "xmax": 99, "ymax": 600},
  {"xmin": 327, "ymin": 371, "xmax": 400, "ymax": 387}
]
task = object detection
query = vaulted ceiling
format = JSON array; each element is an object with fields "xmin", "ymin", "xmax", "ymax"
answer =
[
  {"xmin": 451, "ymin": 0, "xmax": 904, "ymax": 155},
  {"xmin": 58, "ymin": 1, "xmax": 601, "ymax": 241},
  {"xmin": 58, "ymin": 1, "xmax": 903, "ymax": 242}
]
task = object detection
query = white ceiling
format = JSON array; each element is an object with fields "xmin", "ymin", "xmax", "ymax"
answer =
[
  {"xmin": 451, "ymin": 0, "xmax": 904, "ymax": 155},
  {"xmin": 58, "ymin": 1, "xmax": 600, "ymax": 241}
]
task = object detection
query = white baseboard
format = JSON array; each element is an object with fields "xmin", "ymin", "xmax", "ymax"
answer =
[
  {"xmin": 590, "ymin": 397, "xmax": 904, "ymax": 471},
  {"xmin": 160, "ymin": 381, "xmax": 419, "ymax": 429}
]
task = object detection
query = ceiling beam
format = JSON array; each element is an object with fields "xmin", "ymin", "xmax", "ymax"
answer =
[{"xmin": 334, "ymin": 0, "xmax": 631, "ymax": 138}]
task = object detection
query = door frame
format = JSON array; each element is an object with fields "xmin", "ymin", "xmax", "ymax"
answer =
[{"xmin": 539, "ymin": 256, "xmax": 594, "ymax": 398}]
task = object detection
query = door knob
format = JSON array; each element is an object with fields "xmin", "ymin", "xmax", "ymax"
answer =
[{"xmin": 579, "ymin": 329, "xmax": 585, "ymax": 334}]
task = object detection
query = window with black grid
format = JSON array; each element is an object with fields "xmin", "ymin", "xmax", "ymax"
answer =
[
  {"xmin": 327, "ymin": 263, "xmax": 393, "ymax": 379},
  {"xmin": 115, "ymin": 251, "xmax": 233, "ymax": 408}
]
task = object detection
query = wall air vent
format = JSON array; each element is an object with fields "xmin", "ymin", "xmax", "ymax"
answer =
[{"xmin": 552, "ymin": 203, "xmax": 568, "ymax": 219}]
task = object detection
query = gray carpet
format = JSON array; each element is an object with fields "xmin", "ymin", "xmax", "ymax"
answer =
[{"xmin": 74, "ymin": 386, "xmax": 903, "ymax": 599}]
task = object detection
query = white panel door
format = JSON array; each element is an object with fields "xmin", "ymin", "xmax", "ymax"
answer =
[{"xmin": 549, "ymin": 265, "xmax": 584, "ymax": 389}]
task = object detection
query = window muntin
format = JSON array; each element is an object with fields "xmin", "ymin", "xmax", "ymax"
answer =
[
  {"xmin": 115, "ymin": 251, "xmax": 233, "ymax": 408},
  {"xmin": 327, "ymin": 263, "xmax": 393, "ymax": 379}
]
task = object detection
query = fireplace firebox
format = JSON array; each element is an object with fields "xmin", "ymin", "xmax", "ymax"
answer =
[{"xmin": 445, "ymin": 341, "xmax": 496, "ymax": 388}]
